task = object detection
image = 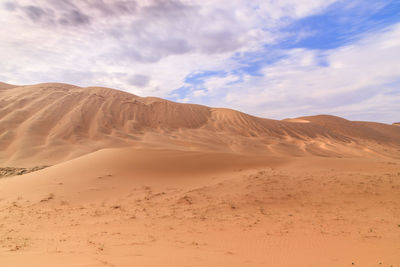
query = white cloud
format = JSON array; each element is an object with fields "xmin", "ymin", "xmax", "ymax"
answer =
[
  {"xmin": 192, "ymin": 89, "xmax": 207, "ymax": 97},
  {"xmin": 202, "ymin": 74, "xmax": 239, "ymax": 93},
  {"xmin": 0, "ymin": 0, "xmax": 340, "ymax": 96},
  {"xmin": 1, "ymin": 0, "xmax": 398, "ymax": 123},
  {"xmin": 208, "ymin": 23, "xmax": 400, "ymax": 123}
]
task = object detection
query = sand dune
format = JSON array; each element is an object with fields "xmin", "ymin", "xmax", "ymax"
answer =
[
  {"xmin": 0, "ymin": 82, "xmax": 17, "ymax": 90},
  {"xmin": 1, "ymin": 82, "xmax": 400, "ymax": 266},
  {"xmin": 0, "ymin": 148, "xmax": 399, "ymax": 266},
  {"xmin": 1, "ymin": 83, "xmax": 399, "ymax": 166}
]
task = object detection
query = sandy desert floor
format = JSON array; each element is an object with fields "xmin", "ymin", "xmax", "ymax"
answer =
[
  {"xmin": 1, "ymin": 83, "xmax": 400, "ymax": 266},
  {"xmin": 0, "ymin": 148, "xmax": 399, "ymax": 266}
]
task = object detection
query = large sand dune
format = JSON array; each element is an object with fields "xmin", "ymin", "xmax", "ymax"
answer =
[
  {"xmin": 1, "ymin": 83, "xmax": 399, "ymax": 166},
  {"xmin": 0, "ymin": 82, "xmax": 400, "ymax": 266}
]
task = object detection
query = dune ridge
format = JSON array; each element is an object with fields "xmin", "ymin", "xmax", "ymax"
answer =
[
  {"xmin": 1, "ymin": 82, "xmax": 400, "ymax": 166},
  {"xmin": 1, "ymin": 82, "xmax": 400, "ymax": 266}
]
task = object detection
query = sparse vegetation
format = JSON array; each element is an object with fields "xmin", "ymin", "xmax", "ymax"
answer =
[
  {"xmin": 0, "ymin": 166, "xmax": 49, "ymax": 178},
  {"xmin": 40, "ymin": 193, "xmax": 55, "ymax": 202}
]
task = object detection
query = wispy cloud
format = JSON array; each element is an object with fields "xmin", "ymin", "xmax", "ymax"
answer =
[
  {"xmin": 193, "ymin": 23, "xmax": 400, "ymax": 123},
  {"xmin": 0, "ymin": 0, "xmax": 399, "ymax": 122}
]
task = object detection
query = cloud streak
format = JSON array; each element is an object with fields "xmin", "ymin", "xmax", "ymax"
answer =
[
  {"xmin": 195, "ymin": 23, "xmax": 400, "ymax": 123},
  {"xmin": 0, "ymin": 0, "xmax": 399, "ymax": 123}
]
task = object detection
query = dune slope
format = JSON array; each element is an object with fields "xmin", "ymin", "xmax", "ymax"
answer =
[
  {"xmin": 1, "ymin": 83, "xmax": 399, "ymax": 166},
  {"xmin": 1, "ymin": 82, "xmax": 400, "ymax": 266},
  {"xmin": 0, "ymin": 148, "xmax": 399, "ymax": 266}
]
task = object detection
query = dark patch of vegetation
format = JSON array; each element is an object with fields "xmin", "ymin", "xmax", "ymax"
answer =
[{"xmin": 0, "ymin": 166, "xmax": 49, "ymax": 178}]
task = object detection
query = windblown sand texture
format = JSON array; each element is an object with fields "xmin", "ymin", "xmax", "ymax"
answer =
[{"xmin": 0, "ymin": 83, "xmax": 399, "ymax": 266}]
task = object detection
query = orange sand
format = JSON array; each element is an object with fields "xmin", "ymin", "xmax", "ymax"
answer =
[{"xmin": 0, "ymin": 83, "xmax": 399, "ymax": 266}]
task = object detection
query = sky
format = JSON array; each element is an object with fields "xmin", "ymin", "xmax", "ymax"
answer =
[{"xmin": 1, "ymin": 0, "xmax": 399, "ymax": 123}]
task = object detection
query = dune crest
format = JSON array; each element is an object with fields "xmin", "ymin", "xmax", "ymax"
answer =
[
  {"xmin": 1, "ymin": 82, "xmax": 399, "ymax": 166},
  {"xmin": 283, "ymin": 118, "xmax": 310, "ymax": 123}
]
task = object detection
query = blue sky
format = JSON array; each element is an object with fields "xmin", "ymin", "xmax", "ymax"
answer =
[
  {"xmin": 1, "ymin": 0, "xmax": 400, "ymax": 123},
  {"xmin": 282, "ymin": 0, "xmax": 400, "ymax": 49}
]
